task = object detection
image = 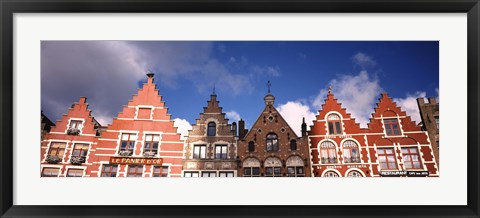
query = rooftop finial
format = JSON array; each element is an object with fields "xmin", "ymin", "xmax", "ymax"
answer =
[
  {"xmin": 328, "ymin": 86, "xmax": 332, "ymax": 94},
  {"xmin": 213, "ymin": 83, "xmax": 216, "ymax": 95},
  {"xmin": 146, "ymin": 69, "xmax": 154, "ymax": 78},
  {"xmin": 267, "ymin": 80, "xmax": 271, "ymax": 93}
]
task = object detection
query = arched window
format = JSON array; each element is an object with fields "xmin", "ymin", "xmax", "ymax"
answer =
[
  {"xmin": 286, "ymin": 156, "xmax": 304, "ymax": 177},
  {"xmin": 343, "ymin": 140, "xmax": 360, "ymax": 163},
  {"xmin": 248, "ymin": 141, "xmax": 255, "ymax": 152},
  {"xmin": 327, "ymin": 114, "xmax": 342, "ymax": 135},
  {"xmin": 324, "ymin": 171, "xmax": 340, "ymax": 177},
  {"xmin": 207, "ymin": 122, "xmax": 216, "ymax": 136},
  {"xmin": 347, "ymin": 170, "xmax": 363, "ymax": 177},
  {"xmin": 290, "ymin": 140, "xmax": 297, "ymax": 151},
  {"xmin": 264, "ymin": 157, "xmax": 282, "ymax": 177},
  {"xmin": 320, "ymin": 141, "xmax": 337, "ymax": 164},
  {"xmin": 243, "ymin": 158, "xmax": 260, "ymax": 177},
  {"xmin": 266, "ymin": 133, "xmax": 279, "ymax": 152}
]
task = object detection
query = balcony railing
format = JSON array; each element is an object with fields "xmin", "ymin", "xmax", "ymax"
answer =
[
  {"xmin": 66, "ymin": 128, "xmax": 80, "ymax": 135},
  {"xmin": 143, "ymin": 151, "xmax": 157, "ymax": 157},
  {"xmin": 119, "ymin": 150, "xmax": 133, "ymax": 156},
  {"xmin": 70, "ymin": 156, "xmax": 85, "ymax": 165},
  {"xmin": 45, "ymin": 155, "xmax": 61, "ymax": 164},
  {"xmin": 344, "ymin": 156, "xmax": 361, "ymax": 163},
  {"xmin": 321, "ymin": 157, "xmax": 337, "ymax": 164}
]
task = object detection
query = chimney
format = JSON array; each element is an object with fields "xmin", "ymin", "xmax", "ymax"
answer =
[
  {"xmin": 428, "ymin": 97, "xmax": 437, "ymax": 104},
  {"xmin": 238, "ymin": 119, "xmax": 246, "ymax": 139},
  {"xmin": 301, "ymin": 117, "xmax": 307, "ymax": 137},
  {"xmin": 417, "ymin": 97, "xmax": 426, "ymax": 105},
  {"xmin": 231, "ymin": 122, "xmax": 237, "ymax": 137},
  {"xmin": 79, "ymin": 96, "xmax": 87, "ymax": 104}
]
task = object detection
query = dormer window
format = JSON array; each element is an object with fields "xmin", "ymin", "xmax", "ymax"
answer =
[
  {"xmin": 266, "ymin": 133, "xmax": 279, "ymax": 152},
  {"xmin": 384, "ymin": 119, "xmax": 400, "ymax": 136},
  {"xmin": 327, "ymin": 114, "xmax": 342, "ymax": 135},
  {"xmin": 207, "ymin": 122, "xmax": 216, "ymax": 136},
  {"xmin": 68, "ymin": 120, "xmax": 83, "ymax": 135}
]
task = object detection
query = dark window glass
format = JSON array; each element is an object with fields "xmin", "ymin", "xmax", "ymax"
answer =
[
  {"xmin": 144, "ymin": 134, "xmax": 160, "ymax": 155},
  {"xmin": 384, "ymin": 119, "xmax": 400, "ymax": 136},
  {"xmin": 101, "ymin": 164, "xmax": 118, "ymax": 177},
  {"xmin": 266, "ymin": 133, "xmax": 278, "ymax": 152},
  {"xmin": 207, "ymin": 122, "xmax": 216, "ymax": 136},
  {"xmin": 290, "ymin": 140, "xmax": 297, "ymax": 150},
  {"xmin": 248, "ymin": 141, "xmax": 255, "ymax": 152},
  {"xmin": 120, "ymin": 133, "xmax": 136, "ymax": 153}
]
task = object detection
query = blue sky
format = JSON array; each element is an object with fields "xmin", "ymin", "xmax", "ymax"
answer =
[{"xmin": 41, "ymin": 41, "xmax": 439, "ymax": 137}]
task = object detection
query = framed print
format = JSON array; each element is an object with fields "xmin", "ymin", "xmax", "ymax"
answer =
[{"xmin": 1, "ymin": 0, "xmax": 479, "ymax": 217}]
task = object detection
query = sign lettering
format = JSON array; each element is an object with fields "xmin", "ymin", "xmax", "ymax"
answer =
[{"xmin": 109, "ymin": 157, "xmax": 163, "ymax": 165}]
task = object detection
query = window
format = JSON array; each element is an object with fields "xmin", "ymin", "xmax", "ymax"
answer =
[
  {"xmin": 137, "ymin": 108, "xmax": 152, "ymax": 119},
  {"xmin": 207, "ymin": 122, "xmax": 216, "ymax": 136},
  {"xmin": 342, "ymin": 140, "xmax": 360, "ymax": 163},
  {"xmin": 401, "ymin": 147, "xmax": 422, "ymax": 169},
  {"xmin": 202, "ymin": 171, "xmax": 217, "ymax": 177},
  {"xmin": 144, "ymin": 134, "xmax": 160, "ymax": 155},
  {"xmin": 434, "ymin": 116, "xmax": 439, "ymax": 129},
  {"xmin": 265, "ymin": 167, "xmax": 282, "ymax": 177},
  {"xmin": 287, "ymin": 166, "xmax": 304, "ymax": 177},
  {"xmin": 71, "ymin": 143, "xmax": 89, "ymax": 163},
  {"xmin": 119, "ymin": 133, "xmax": 137, "ymax": 154},
  {"xmin": 41, "ymin": 167, "xmax": 59, "ymax": 177},
  {"xmin": 193, "ymin": 145, "xmax": 207, "ymax": 159},
  {"xmin": 244, "ymin": 167, "xmax": 260, "ymax": 177},
  {"xmin": 266, "ymin": 133, "xmax": 279, "ymax": 152},
  {"xmin": 327, "ymin": 114, "xmax": 342, "ymax": 135},
  {"xmin": 127, "ymin": 165, "xmax": 144, "ymax": 177},
  {"xmin": 48, "ymin": 142, "xmax": 66, "ymax": 160},
  {"xmin": 69, "ymin": 120, "xmax": 83, "ymax": 130},
  {"xmin": 377, "ymin": 148, "xmax": 397, "ymax": 170},
  {"xmin": 286, "ymin": 156, "xmax": 305, "ymax": 177},
  {"xmin": 324, "ymin": 171, "xmax": 340, "ymax": 177},
  {"xmin": 100, "ymin": 164, "xmax": 118, "ymax": 177},
  {"xmin": 248, "ymin": 141, "xmax": 255, "ymax": 152},
  {"xmin": 290, "ymin": 140, "xmax": 297, "ymax": 151},
  {"xmin": 152, "ymin": 166, "xmax": 169, "ymax": 177},
  {"xmin": 384, "ymin": 119, "xmax": 400, "ymax": 136},
  {"xmin": 347, "ymin": 170, "xmax": 363, "ymax": 177},
  {"xmin": 320, "ymin": 141, "xmax": 337, "ymax": 164},
  {"xmin": 219, "ymin": 171, "xmax": 234, "ymax": 177},
  {"xmin": 215, "ymin": 144, "xmax": 228, "ymax": 159},
  {"xmin": 184, "ymin": 171, "xmax": 199, "ymax": 177},
  {"xmin": 67, "ymin": 169, "xmax": 84, "ymax": 177}
]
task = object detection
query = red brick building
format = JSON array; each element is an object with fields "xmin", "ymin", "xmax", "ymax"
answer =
[
  {"xmin": 237, "ymin": 84, "xmax": 311, "ymax": 177},
  {"xmin": 41, "ymin": 97, "xmax": 101, "ymax": 177},
  {"xmin": 308, "ymin": 90, "xmax": 439, "ymax": 177},
  {"xmin": 41, "ymin": 73, "xmax": 184, "ymax": 177}
]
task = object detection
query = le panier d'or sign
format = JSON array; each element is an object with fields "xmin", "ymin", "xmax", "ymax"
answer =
[{"xmin": 109, "ymin": 157, "xmax": 163, "ymax": 165}]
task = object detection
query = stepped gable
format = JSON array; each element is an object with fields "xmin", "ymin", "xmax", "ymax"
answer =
[
  {"xmin": 367, "ymin": 93, "xmax": 420, "ymax": 133},
  {"xmin": 309, "ymin": 91, "xmax": 363, "ymax": 136},
  {"xmin": 188, "ymin": 94, "xmax": 232, "ymax": 141},
  {"xmin": 48, "ymin": 96, "xmax": 99, "ymax": 136}
]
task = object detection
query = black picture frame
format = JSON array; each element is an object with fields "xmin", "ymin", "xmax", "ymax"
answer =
[{"xmin": 1, "ymin": 0, "xmax": 479, "ymax": 217}]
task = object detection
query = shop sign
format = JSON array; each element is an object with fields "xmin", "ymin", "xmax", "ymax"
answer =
[
  {"xmin": 109, "ymin": 157, "xmax": 163, "ymax": 165},
  {"xmin": 407, "ymin": 171, "xmax": 429, "ymax": 177}
]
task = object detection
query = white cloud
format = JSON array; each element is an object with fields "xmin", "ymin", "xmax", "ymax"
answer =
[
  {"xmin": 252, "ymin": 65, "xmax": 281, "ymax": 77},
  {"xmin": 352, "ymin": 52, "xmax": 376, "ymax": 69},
  {"xmin": 173, "ymin": 118, "xmax": 192, "ymax": 140},
  {"xmin": 394, "ymin": 91, "xmax": 426, "ymax": 125},
  {"xmin": 277, "ymin": 101, "xmax": 316, "ymax": 137},
  {"xmin": 311, "ymin": 71, "xmax": 382, "ymax": 128},
  {"xmin": 225, "ymin": 111, "xmax": 241, "ymax": 123}
]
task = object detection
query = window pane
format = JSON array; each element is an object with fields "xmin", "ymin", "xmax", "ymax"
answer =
[
  {"xmin": 252, "ymin": 167, "xmax": 260, "ymax": 175},
  {"xmin": 328, "ymin": 122, "xmax": 334, "ymax": 134},
  {"xmin": 335, "ymin": 122, "xmax": 342, "ymax": 134}
]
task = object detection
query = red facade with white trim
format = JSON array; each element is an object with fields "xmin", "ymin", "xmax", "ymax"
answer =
[{"xmin": 308, "ymin": 92, "xmax": 439, "ymax": 177}]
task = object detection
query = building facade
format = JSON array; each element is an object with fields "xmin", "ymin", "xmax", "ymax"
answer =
[
  {"xmin": 41, "ymin": 73, "xmax": 184, "ymax": 177},
  {"xmin": 417, "ymin": 97, "xmax": 439, "ymax": 166},
  {"xmin": 40, "ymin": 97, "xmax": 101, "ymax": 177},
  {"xmin": 237, "ymin": 87, "xmax": 311, "ymax": 177},
  {"xmin": 182, "ymin": 93, "xmax": 239, "ymax": 177},
  {"xmin": 308, "ymin": 90, "xmax": 439, "ymax": 177}
]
